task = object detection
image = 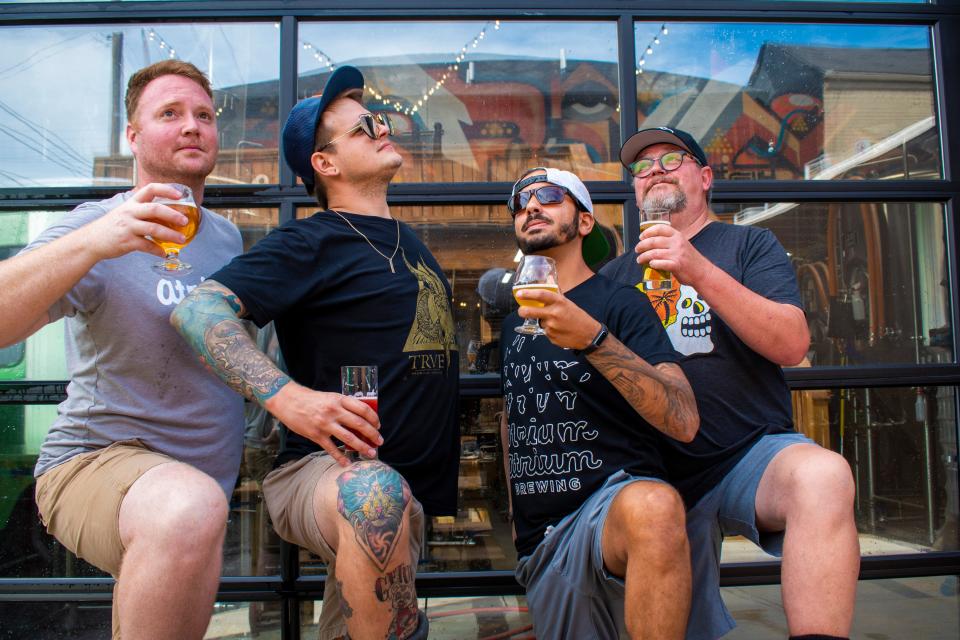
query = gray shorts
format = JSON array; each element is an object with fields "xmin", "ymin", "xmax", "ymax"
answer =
[
  {"xmin": 685, "ymin": 432, "xmax": 814, "ymax": 640},
  {"xmin": 515, "ymin": 470, "xmax": 669, "ymax": 640}
]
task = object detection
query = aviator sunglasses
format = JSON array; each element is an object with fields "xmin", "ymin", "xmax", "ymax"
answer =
[
  {"xmin": 628, "ymin": 149, "xmax": 700, "ymax": 178},
  {"xmin": 317, "ymin": 112, "xmax": 394, "ymax": 151},
  {"xmin": 507, "ymin": 185, "xmax": 572, "ymax": 217}
]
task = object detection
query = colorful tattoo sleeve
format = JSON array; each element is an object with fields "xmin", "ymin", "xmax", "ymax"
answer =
[{"xmin": 171, "ymin": 280, "xmax": 290, "ymax": 405}]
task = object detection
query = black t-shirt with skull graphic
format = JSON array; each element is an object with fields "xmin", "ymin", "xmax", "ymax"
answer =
[
  {"xmin": 500, "ymin": 274, "xmax": 678, "ymax": 558},
  {"xmin": 211, "ymin": 210, "xmax": 460, "ymax": 515},
  {"xmin": 600, "ymin": 221, "xmax": 802, "ymax": 507}
]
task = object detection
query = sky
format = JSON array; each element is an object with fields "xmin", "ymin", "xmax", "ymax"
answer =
[{"xmin": 0, "ymin": 19, "xmax": 933, "ymax": 187}]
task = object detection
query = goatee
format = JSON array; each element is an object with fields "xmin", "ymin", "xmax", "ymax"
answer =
[{"xmin": 642, "ymin": 185, "xmax": 687, "ymax": 214}]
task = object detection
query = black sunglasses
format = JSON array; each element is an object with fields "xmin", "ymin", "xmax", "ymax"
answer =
[
  {"xmin": 628, "ymin": 150, "xmax": 700, "ymax": 178},
  {"xmin": 507, "ymin": 185, "xmax": 571, "ymax": 216},
  {"xmin": 317, "ymin": 112, "xmax": 394, "ymax": 151}
]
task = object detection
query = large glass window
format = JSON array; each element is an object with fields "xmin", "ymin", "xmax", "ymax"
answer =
[
  {"xmin": 634, "ymin": 23, "xmax": 939, "ymax": 180},
  {"xmin": 713, "ymin": 201, "xmax": 951, "ymax": 365},
  {"xmin": 297, "ymin": 21, "xmax": 620, "ymax": 183},
  {"xmin": 0, "ymin": 24, "xmax": 280, "ymax": 188}
]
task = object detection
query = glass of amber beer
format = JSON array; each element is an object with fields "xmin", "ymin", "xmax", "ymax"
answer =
[
  {"xmin": 151, "ymin": 183, "xmax": 201, "ymax": 275},
  {"xmin": 512, "ymin": 255, "xmax": 559, "ymax": 335},
  {"xmin": 639, "ymin": 207, "xmax": 673, "ymax": 291},
  {"xmin": 341, "ymin": 365, "xmax": 378, "ymax": 456}
]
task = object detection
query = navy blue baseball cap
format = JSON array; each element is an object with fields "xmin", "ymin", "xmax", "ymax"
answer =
[
  {"xmin": 281, "ymin": 65, "xmax": 365, "ymax": 195},
  {"xmin": 619, "ymin": 126, "xmax": 708, "ymax": 170}
]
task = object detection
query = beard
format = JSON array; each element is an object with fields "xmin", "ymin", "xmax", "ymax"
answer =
[
  {"xmin": 517, "ymin": 210, "xmax": 580, "ymax": 254},
  {"xmin": 642, "ymin": 183, "xmax": 687, "ymax": 214}
]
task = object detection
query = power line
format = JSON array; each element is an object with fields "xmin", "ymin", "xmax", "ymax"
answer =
[
  {"xmin": 0, "ymin": 124, "xmax": 88, "ymax": 177},
  {"xmin": 0, "ymin": 99, "xmax": 92, "ymax": 169}
]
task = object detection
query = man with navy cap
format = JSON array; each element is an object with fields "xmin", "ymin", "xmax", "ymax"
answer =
[
  {"xmin": 601, "ymin": 127, "xmax": 858, "ymax": 640},
  {"xmin": 173, "ymin": 66, "xmax": 459, "ymax": 640},
  {"xmin": 501, "ymin": 166, "xmax": 699, "ymax": 639}
]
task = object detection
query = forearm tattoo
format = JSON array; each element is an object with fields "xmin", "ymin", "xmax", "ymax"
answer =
[
  {"xmin": 375, "ymin": 563, "xmax": 419, "ymax": 640},
  {"xmin": 171, "ymin": 281, "xmax": 290, "ymax": 404},
  {"xmin": 588, "ymin": 335, "xmax": 698, "ymax": 440},
  {"xmin": 336, "ymin": 461, "xmax": 412, "ymax": 572}
]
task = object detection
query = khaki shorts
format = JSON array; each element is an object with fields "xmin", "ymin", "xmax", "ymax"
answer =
[
  {"xmin": 263, "ymin": 452, "xmax": 425, "ymax": 640},
  {"xmin": 35, "ymin": 439, "xmax": 174, "ymax": 577}
]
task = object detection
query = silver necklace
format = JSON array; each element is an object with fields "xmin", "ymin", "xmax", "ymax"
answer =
[{"xmin": 331, "ymin": 210, "xmax": 400, "ymax": 274}]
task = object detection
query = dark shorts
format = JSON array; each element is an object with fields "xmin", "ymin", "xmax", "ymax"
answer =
[{"xmin": 685, "ymin": 432, "xmax": 814, "ymax": 640}]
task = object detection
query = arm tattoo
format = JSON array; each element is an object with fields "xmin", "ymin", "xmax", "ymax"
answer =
[
  {"xmin": 171, "ymin": 280, "xmax": 290, "ymax": 404},
  {"xmin": 588, "ymin": 335, "xmax": 699, "ymax": 440},
  {"xmin": 374, "ymin": 563, "xmax": 419, "ymax": 639},
  {"xmin": 336, "ymin": 461, "xmax": 412, "ymax": 572}
]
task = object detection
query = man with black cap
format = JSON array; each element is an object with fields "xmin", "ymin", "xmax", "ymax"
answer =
[
  {"xmin": 601, "ymin": 127, "xmax": 858, "ymax": 640},
  {"xmin": 173, "ymin": 66, "xmax": 459, "ymax": 640},
  {"xmin": 501, "ymin": 166, "xmax": 699, "ymax": 639}
]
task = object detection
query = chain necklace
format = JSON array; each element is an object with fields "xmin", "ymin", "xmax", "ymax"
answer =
[{"xmin": 330, "ymin": 210, "xmax": 400, "ymax": 273}]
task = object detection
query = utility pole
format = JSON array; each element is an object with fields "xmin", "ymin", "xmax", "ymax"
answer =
[{"xmin": 109, "ymin": 31, "xmax": 123, "ymax": 156}]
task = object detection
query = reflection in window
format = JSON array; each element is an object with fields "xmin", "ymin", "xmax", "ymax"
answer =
[
  {"xmin": 634, "ymin": 23, "xmax": 938, "ymax": 180},
  {"xmin": 719, "ymin": 202, "xmax": 950, "ymax": 366},
  {"xmin": 0, "ymin": 24, "xmax": 279, "ymax": 188},
  {"xmin": 296, "ymin": 21, "xmax": 620, "ymax": 183},
  {"xmin": 793, "ymin": 386, "xmax": 957, "ymax": 554},
  {"xmin": 297, "ymin": 204, "xmax": 624, "ymax": 375}
]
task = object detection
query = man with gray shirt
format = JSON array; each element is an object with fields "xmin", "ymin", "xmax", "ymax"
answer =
[{"xmin": 0, "ymin": 61, "xmax": 243, "ymax": 639}]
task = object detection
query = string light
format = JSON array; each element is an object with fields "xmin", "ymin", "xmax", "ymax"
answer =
[
  {"xmin": 636, "ymin": 24, "xmax": 668, "ymax": 75},
  {"xmin": 299, "ymin": 38, "xmax": 338, "ymax": 73},
  {"xmin": 300, "ymin": 21, "xmax": 501, "ymax": 117},
  {"xmin": 145, "ymin": 28, "xmax": 177, "ymax": 60}
]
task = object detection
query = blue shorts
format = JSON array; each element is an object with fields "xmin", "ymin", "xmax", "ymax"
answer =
[
  {"xmin": 685, "ymin": 432, "xmax": 815, "ymax": 640},
  {"xmin": 515, "ymin": 470, "xmax": 670, "ymax": 640}
]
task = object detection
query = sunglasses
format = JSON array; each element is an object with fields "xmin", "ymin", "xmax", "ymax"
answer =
[
  {"xmin": 628, "ymin": 150, "xmax": 700, "ymax": 178},
  {"xmin": 507, "ymin": 185, "xmax": 571, "ymax": 216},
  {"xmin": 317, "ymin": 112, "xmax": 394, "ymax": 151}
]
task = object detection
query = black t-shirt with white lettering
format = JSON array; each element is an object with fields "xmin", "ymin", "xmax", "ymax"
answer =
[
  {"xmin": 500, "ymin": 274, "xmax": 678, "ymax": 557},
  {"xmin": 211, "ymin": 210, "xmax": 460, "ymax": 515},
  {"xmin": 600, "ymin": 222, "xmax": 801, "ymax": 507}
]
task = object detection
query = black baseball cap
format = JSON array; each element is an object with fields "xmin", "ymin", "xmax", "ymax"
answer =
[
  {"xmin": 619, "ymin": 126, "xmax": 708, "ymax": 170},
  {"xmin": 281, "ymin": 65, "xmax": 364, "ymax": 195}
]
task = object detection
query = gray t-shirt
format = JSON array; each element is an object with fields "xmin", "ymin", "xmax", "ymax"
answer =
[{"xmin": 24, "ymin": 192, "xmax": 246, "ymax": 496}]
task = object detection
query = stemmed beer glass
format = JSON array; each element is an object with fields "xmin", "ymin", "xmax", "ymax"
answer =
[
  {"xmin": 512, "ymin": 255, "xmax": 559, "ymax": 335},
  {"xmin": 151, "ymin": 183, "xmax": 201, "ymax": 275}
]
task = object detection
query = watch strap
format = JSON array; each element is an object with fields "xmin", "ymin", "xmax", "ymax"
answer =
[{"xmin": 575, "ymin": 323, "xmax": 609, "ymax": 356}]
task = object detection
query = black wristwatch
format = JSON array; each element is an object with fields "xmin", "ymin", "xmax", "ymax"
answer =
[{"xmin": 575, "ymin": 323, "xmax": 609, "ymax": 356}]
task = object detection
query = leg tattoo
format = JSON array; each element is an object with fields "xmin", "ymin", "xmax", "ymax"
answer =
[
  {"xmin": 335, "ymin": 578, "xmax": 354, "ymax": 620},
  {"xmin": 375, "ymin": 564, "xmax": 418, "ymax": 640},
  {"xmin": 336, "ymin": 461, "xmax": 412, "ymax": 571}
]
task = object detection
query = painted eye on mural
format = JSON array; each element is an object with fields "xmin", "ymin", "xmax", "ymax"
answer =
[{"xmin": 561, "ymin": 81, "xmax": 617, "ymax": 122}]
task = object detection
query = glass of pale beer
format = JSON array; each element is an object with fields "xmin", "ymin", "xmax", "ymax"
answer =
[
  {"xmin": 512, "ymin": 255, "xmax": 559, "ymax": 335},
  {"xmin": 341, "ymin": 365, "xmax": 379, "ymax": 456},
  {"xmin": 151, "ymin": 183, "xmax": 201, "ymax": 275},
  {"xmin": 640, "ymin": 207, "xmax": 673, "ymax": 291}
]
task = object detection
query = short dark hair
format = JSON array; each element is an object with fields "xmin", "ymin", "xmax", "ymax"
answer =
[
  {"xmin": 311, "ymin": 92, "xmax": 364, "ymax": 208},
  {"xmin": 125, "ymin": 60, "xmax": 213, "ymax": 123}
]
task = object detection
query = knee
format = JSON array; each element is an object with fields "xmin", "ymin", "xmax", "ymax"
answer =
[
  {"xmin": 144, "ymin": 469, "xmax": 228, "ymax": 546},
  {"xmin": 787, "ymin": 450, "xmax": 856, "ymax": 515},
  {"xmin": 612, "ymin": 482, "xmax": 687, "ymax": 547},
  {"xmin": 334, "ymin": 460, "xmax": 412, "ymax": 531}
]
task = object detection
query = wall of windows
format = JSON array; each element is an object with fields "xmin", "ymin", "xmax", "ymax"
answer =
[{"xmin": 0, "ymin": 1, "xmax": 958, "ymax": 638}]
